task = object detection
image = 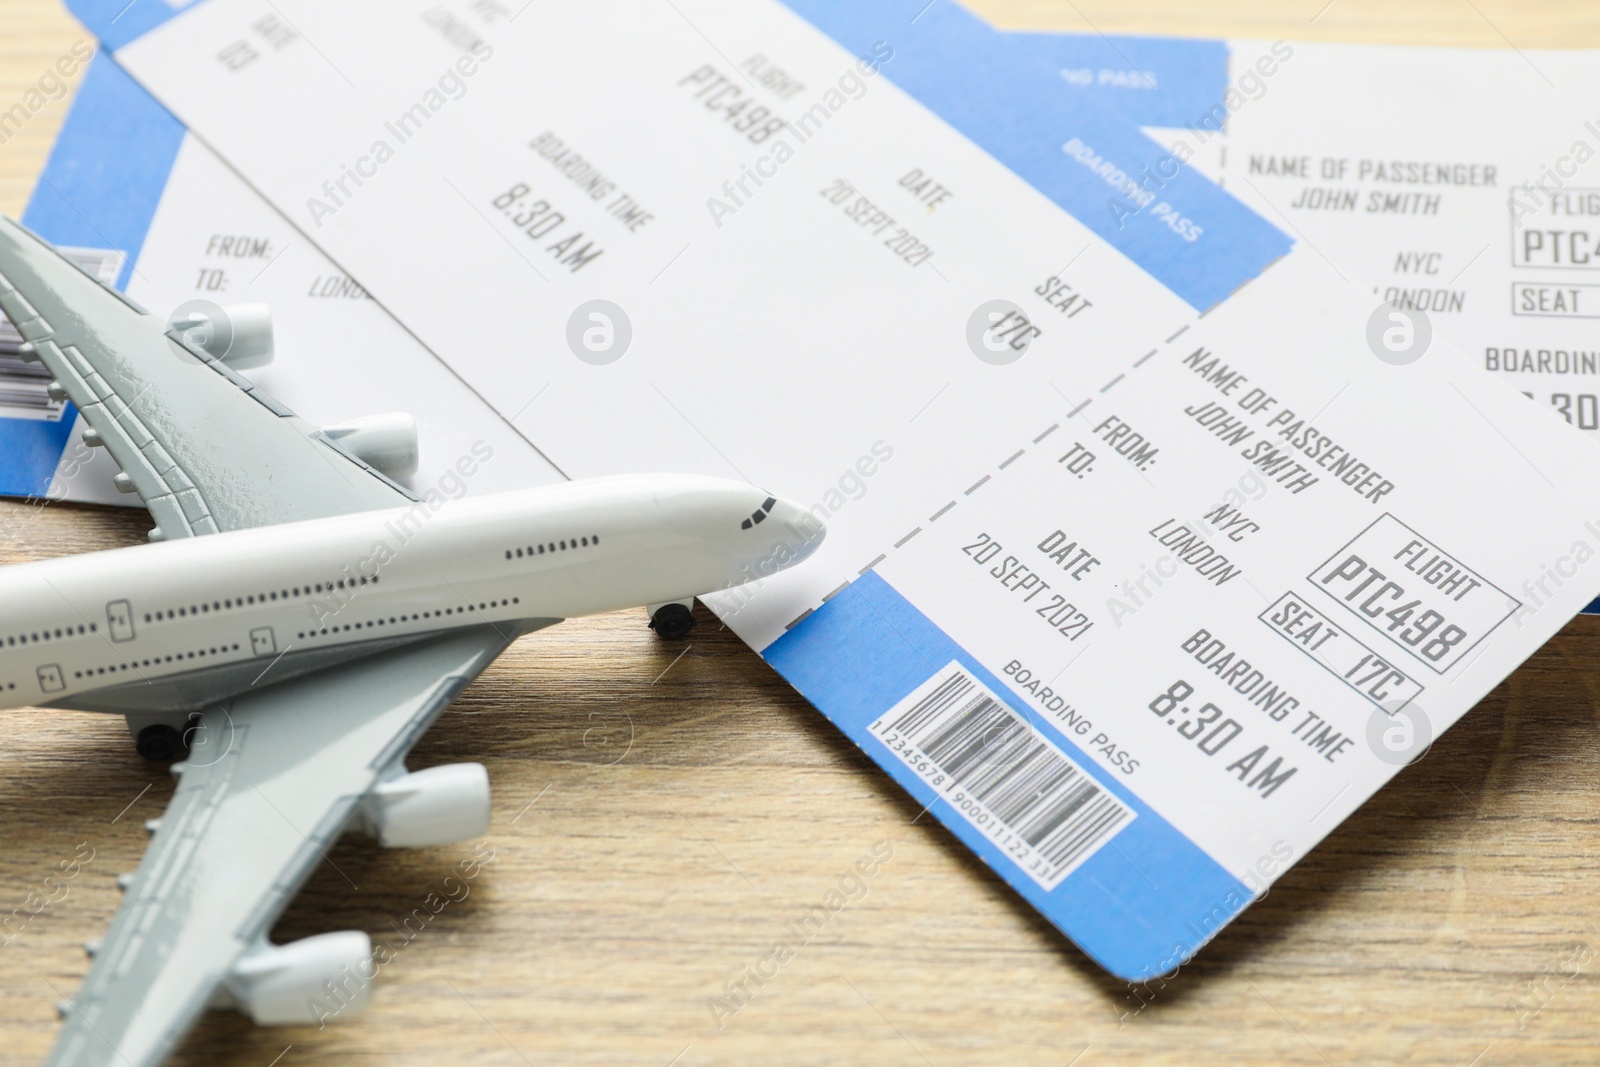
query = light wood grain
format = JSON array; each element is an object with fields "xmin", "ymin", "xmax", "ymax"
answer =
[{"xmin": 5, "ymin": 2, "xmax": 1600, "ymax": 1065}]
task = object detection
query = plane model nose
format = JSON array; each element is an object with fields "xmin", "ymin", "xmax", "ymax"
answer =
[
  {"xmin": 768, "ymin": 494, "xmax": 825, "ymax": 564},
  {"xmin": 734, "ymin": 488, "xmax": 825, "ymax": 574}
]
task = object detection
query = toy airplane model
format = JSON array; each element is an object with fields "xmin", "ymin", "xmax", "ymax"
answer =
[{"xmin": 0, "ymin": 216, "xmax": 823, "ymax": 1066}]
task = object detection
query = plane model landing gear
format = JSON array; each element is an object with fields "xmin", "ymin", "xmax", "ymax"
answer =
[
  {"xmin": 647, "ymin": 599, "xmax": 696, "ymax": 640},
  {"xmin": 135, "ymin": 723, "xmax": 188, "ymax": 762}
]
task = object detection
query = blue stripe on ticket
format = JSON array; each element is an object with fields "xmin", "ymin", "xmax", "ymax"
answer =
[
  {"xmin": 764, "ymin": 570, "xmax": 1251, "ymax": 981},
  {"xmin": 782, "ymin": 0, "xmax": 1292, "ymax": 312},
  {"xmin": 26, "ymin": 58, "xmax": 184, "ymax": 290},
  {"xmin": 1010, "ymin": 32, "xmax": 1231, "ymax": 130},
  {"xmin": 0, "ymin": 420, "xmax": 73, "ymax": 499},
  {"xmin": 0, "ymin": 57, "xmax": 185, "ymax": 498}
]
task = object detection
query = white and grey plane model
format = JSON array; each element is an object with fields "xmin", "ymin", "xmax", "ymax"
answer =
[{"xmin": 0, "ymin": 216, "xmax": 823, "ymax": 1066}]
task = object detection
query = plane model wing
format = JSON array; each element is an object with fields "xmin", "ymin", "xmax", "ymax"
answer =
[
  {"xmin": 0, "ymin": 215, "xmax": 414, "ymax": 538},
  {"xmin": 0, "ymin": 218, "xmax": 527, "ymax": 1065},
  {"xmin": 50, "ymin": 626, "xmax": 517, "ymax": 1067}
]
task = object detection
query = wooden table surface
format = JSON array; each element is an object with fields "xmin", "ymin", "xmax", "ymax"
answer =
[{"xmin": 5, "ymin": 1, "xmax": 1600, "ymax": 1064}]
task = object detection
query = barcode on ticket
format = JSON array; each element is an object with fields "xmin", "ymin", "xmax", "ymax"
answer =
[{"xmin": 869, "ymin": 662, "xmax": 1133, "ymax": 890}]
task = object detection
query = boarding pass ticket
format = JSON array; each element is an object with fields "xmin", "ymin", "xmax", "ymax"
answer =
[
  {"xmin": 18, "ymin": 27, "xmax": 1600, "ymax": 603},
  {"xmin": 41, "ymin": 0, "xmax": 1600, "ymax": 979}
]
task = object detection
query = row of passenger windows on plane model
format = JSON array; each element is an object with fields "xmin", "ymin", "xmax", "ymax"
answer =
[
  {"xmin": 506, "ymin": 535, "xmax": 599, "ymax": 560},
  {"xmin": 76, "ymin": 643, "xmax": 244, "ymax": 680},
  {"xmin": 4, "ymin": 622, "xmax": 98, "ymax": 647},
  {"xmin": 145, "ymin": 576, "xmax": 382, "ymax": 623},
  {"xmin": 295, "ymin": 597, "xmax": 520, "ymax": 640}
]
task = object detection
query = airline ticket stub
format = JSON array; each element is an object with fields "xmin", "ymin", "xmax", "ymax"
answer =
[{"xmin": 57, "ymin": 0, "xmax": 1600, "ymax": 978}]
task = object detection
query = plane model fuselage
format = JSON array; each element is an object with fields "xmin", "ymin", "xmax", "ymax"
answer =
[{"xmin": 0, "ymin": 474, "xmax": 820, "ymax": 715}]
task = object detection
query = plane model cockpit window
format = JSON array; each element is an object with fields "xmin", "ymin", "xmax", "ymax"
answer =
[{"xmin": 740, "ymin": 496, "xmax": 777, "ymax": 530}]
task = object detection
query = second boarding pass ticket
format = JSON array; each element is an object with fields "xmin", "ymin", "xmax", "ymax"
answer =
[{"xmin": 52, "ymin": 0, "xmax": 1600, "ymax": 978}]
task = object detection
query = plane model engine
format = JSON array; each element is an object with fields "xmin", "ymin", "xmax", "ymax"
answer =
[
  {"xmin": 354, "ymin": 763, "xmax": 491, "ymax": 848},
  {"xmin": 221, "ymin": 931, "xmax": 374, "ymax": 1025},
  {"xmin": 169, "ymin": 301, "xmax": 275, "ymax": 370},
  {"xmin": 322, "ymin": 412, "xmax": 421, "ymax": 481}
]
